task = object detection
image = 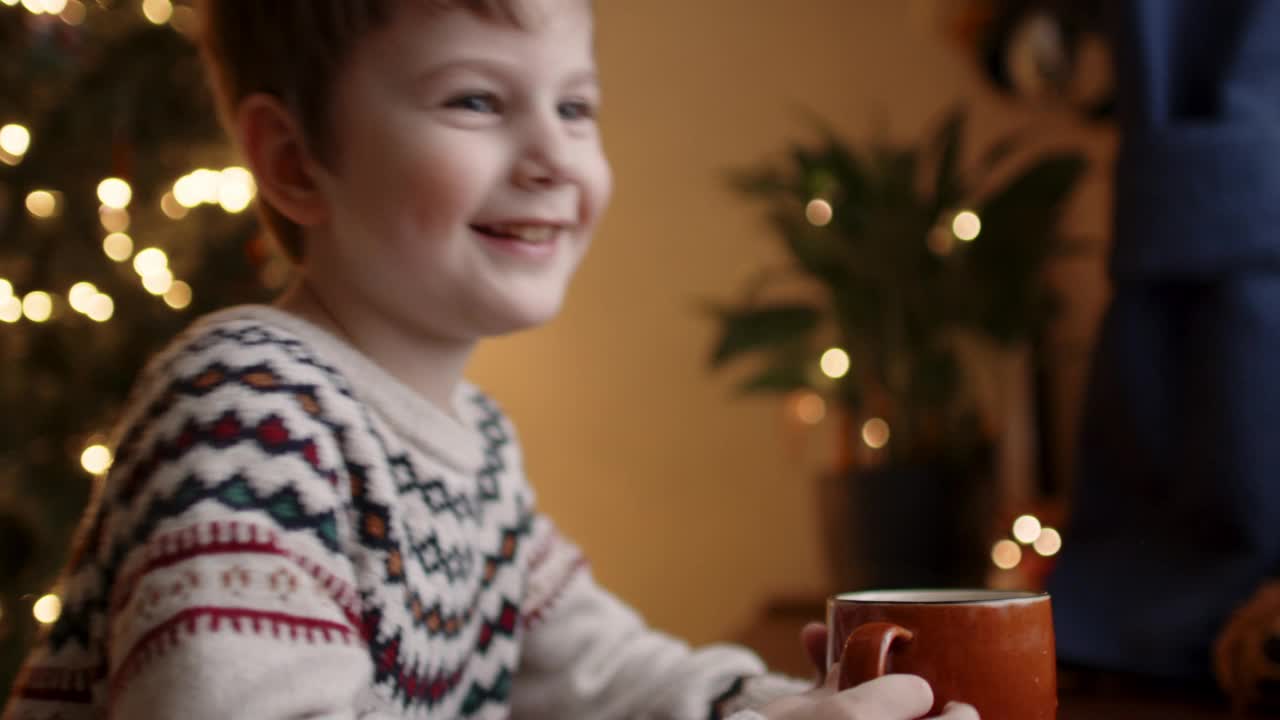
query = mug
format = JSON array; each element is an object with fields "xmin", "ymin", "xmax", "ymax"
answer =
[{"xmin": 827, "ymin": 589, "xmax": 1057, "ymax": 719}]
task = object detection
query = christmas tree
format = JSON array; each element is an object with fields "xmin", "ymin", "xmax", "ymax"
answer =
[{"xmin": 0, "ymin": 0, "xmax": 279, "ymax": 695}]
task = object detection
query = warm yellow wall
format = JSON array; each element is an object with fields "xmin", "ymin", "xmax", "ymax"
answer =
[{"xmin": 469, "ymin": 1, "xmax": 1116, "ymax": 646}]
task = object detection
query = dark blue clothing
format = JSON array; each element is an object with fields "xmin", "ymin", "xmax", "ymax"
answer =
[{"xmin": 1048, "ymin": 0, "xmax": 1280, "ymax": 680}]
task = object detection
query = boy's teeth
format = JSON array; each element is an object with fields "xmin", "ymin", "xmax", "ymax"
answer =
[{"xmin": 484, "ymin": 224, "xmax": 556, "ymax": 243}]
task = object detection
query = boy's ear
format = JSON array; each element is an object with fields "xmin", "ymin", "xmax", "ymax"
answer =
[{"xmin": 235, "ymin": 94, "xmax": 329, "ymax": 227}]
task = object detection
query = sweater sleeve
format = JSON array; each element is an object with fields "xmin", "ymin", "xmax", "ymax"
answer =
[
  {"xmin": 509, "ymin": 517, "xmax": 811, "ymax": 720},
  {"xmin": 5, "ymin": 332, "xmax": 383, "ymax": 720},
  {"xmin": 104, "ymin": 344, "xmax": 382, "ymax": 719}
]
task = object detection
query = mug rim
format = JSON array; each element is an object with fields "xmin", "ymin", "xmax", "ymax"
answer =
[{"xmin": 832, "ymin": 588, "xmax": 1049, "ymax": 605}]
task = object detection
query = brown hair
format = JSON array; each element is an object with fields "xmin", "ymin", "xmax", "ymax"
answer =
[{"xmin": 196, "ymin": 0, "xmax": 535, "ymax": 262}]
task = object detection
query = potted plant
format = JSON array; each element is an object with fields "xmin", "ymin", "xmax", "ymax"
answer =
[{"xmin": 707, "ymin": 107, "xmax": 1087, "ymax": 589}]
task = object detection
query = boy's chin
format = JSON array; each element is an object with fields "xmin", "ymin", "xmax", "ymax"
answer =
[{"xmin": 479, "ymin": 294, "xmax": 567, "ymax": 336}]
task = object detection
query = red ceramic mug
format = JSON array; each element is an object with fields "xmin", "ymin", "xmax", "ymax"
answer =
[{"xmin": 827, "ymin": 589, "xmax": 1057, "ymax": 719}]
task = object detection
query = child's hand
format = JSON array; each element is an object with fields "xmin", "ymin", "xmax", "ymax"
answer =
[
  {"xmin": 766, "ymin": 621, "xmax": 980, "ymax": 719},
  {"xmin": 756, "ymin": 667, "xmax": 979, "ymax": 720},
  {"xmin": 800, "ymin": 621, "xmax": 830, "ymax": 684}
]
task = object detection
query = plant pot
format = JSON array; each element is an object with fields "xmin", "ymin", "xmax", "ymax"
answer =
[{"xmin": 819, "ymin": 463, "xmax": 995, "ymax": 592}]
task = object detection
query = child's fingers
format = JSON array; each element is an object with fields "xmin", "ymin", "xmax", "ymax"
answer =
[
  {"xmin": 937, "ymin": 700, "xmax": 980, "ymax": 719},
  {"xmin": 799, "ymin": 622, "xmax": 828, "ymax": 682},
  {"xmin": 822, "ymin": 661, "xmax": 842, "ymax": 690},
  {"xmin": 834, "ymin": 673, "xmax": 934, "ymax": 719}
]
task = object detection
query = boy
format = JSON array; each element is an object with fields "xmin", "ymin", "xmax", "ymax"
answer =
[{"xmin": 3, "ymin": 1, "xmax": 976, "ymax": 718}]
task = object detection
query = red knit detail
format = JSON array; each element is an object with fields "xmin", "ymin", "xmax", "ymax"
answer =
[
  {"xmin": 111, "ymin": 606, "xmax": 358, "ymax": 696},
  {"xmin": 212, "ymin": 413, "xmax": 241, "ymax": 441},
  {"xmin": 498, "ymin": 602, "xmax": 518, "ymax": 633},
  {"xmin": 301, "ymin": 439, "xmax": 320, "ymax": 468},
  {"xmin": 285, "ymin": 548, "xmax": 365, "ymax": 638},
  {"xmin": 110, "ymin": 521, "xmax": 362, "ymax": 631},
  {"xmin": 12, "ymin": 665, "xmax": 98, "ymax": 704},
  {"xmin": 257, "ymin": 415, "xmax": 290, "ymax": 446},
  {"xmin": 522, "ymin": 555, "xmax": 589, "ymax": 628},
  {"xmin": 526, "ymin": 529, "xmax": 558, "ymax": 572}
]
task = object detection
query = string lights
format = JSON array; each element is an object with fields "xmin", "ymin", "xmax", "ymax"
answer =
[
  {"xmin": 99, "ymin": 206, "xmax": 130, "ymax": 233},
  {"xmin": 80, "ymin": 443, "xmax": 112, "ymax": 475},
  {"xmin": 0, "ymin": 0, "xmax": 269, "ymax": 650},
  {"xmin": 1, "ymin": 2, "xmax": 260, "ymax": 327},
  {"xmin": 0, "ymin": 0, "xmax": 88, "ymax": 24},
  {"xmin": 819, "ymin": 347, "xmax": 851, "ymax": 379},
  {"xmin": 4, "ymin": 164, "xmax": 252, "ymax": 326},
  {"xmin": 926, "ymin": 209, "xmax": 983, "ymax": 257},
  {"xmin": 172, "ymin": 166, "xmax": 256, "ymax": 213},
  {"xmin": 84, "ymin": 293, "xmax": 114, "ymax": 322},
  {"xmin": 990, "ymin": 513, "xmax": 1064, "ymax": 571},
  {"xmin": 163, "ymin": 280, "xmax": 192, "ymax": 310},
  {"xmin": 1012, "ymin": 514, "xmax": 1042, "ymax": 544},
  {"xmin": 0, "ymin": 123, "xmax": 30, "ymax": 165},
  {"xmin": 67, "ymin": 282, "xmax": 97, "ymax": 313},
  {"xmin": 21, "ymin": 292, "xmax": 53, "ymax": 323},
  {"xmin": 0, "ymin": 281, "xmax": 20, "ymax": 323},
  {"xmin": 789, "ymin": 391, "xmax": 826, "ymax": 425},
  {"xmin": 992, "ymin": 539, "xmax": 1022, "ymax": 570},
  {"xmin": 96, "ymin": 177, "xmax": 132, "ymax": 209},
  {"xmin": 805, "ymin": 198, "xmax": 834, "ymax": 227},
  {"xmin": 59, "ymin": 0, "xmax": 83, "ymax": 23},
  {"xmin": 951, "ymin": 209, "xmax": 982, "ymax": 242},
  {"xmin": 0, "ymin": 13, "xmax": 239, "ymax": 318},
  {"xmin": 4, "ymin": 0, "xmax": 88, "ymax": 26},
  {"xmin": 19, "ymin": 0, "xmax": 66, "ymax": 16},
  {"xmin": 31, "ymin": 593, "xmax": 62, "ymax": 624},
  {"xmin": 140, "ymin": 0, "xmax": 171, "ymax": 25},
  {"xmin": 25, "ymin": 190, "xmax": 59, "ymax": 219},
  {"xmin": 861, "ymin": 418, "xmax": 891, "ymax": 449}
]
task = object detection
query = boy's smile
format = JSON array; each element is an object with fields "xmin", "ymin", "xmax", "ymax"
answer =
[{"xmin": 470, "ymin": 219, "xmax": 573, "ymax": 260}]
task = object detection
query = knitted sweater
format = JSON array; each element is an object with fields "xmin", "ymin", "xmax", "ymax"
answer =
[{"xmin": 3, "ymin": 305, "xmax": 808, "ymax": 720}]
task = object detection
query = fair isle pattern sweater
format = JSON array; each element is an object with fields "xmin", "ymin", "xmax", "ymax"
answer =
[{"xmin": 3, "ymin": 306, "xmax": 807, "ymax": 720}]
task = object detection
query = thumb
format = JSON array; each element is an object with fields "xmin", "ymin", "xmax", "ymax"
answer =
[{"xmin": 822, "ymin": 661, "xmax": 842, "ymax": 691}]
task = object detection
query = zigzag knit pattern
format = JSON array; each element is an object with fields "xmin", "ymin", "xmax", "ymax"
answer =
[
  {"xmin": 4, "ymin": 306, "xmax": 808, "ymax": 720},
  {"xmin": 3, "ymin": 310, "xmax": 559, "ymax": 719}
]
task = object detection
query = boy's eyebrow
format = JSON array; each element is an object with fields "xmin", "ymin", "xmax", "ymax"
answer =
[
  {"xmin": 563, "ymin": 68, "xmax": 600, "ymax": 87},
  {"xmin": 416, "ymin": 58, "xmax": 599, "ymax": 88}
]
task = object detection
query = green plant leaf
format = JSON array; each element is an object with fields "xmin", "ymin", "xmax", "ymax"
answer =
[
  {"xmin": 967, "ymin": 152, "xmax": 1089, "ymax": 341},
  {"xmin": 708, "ymin": 303, "xmax": 822, "ymax": 368},
  {"xmin": 930, "ymin": 106, "xmax": 967, "ymax": 217},
  {"xmin": 737, "ymin": 356, "xmax": 813, "ymax": 394},
  {"xmin": 725, "ymin": 166, "xmax": 794, "ymax": 197},
  {"xmin": 768, "ymin": 209, "xmax": 850, "ymax": 287},
  {"xmin": 819, "ymin": 140, "xmax": 870, "ymax": 234},
  {"xmin": 867, "ymin": 144, "xmax": 920, "ymax": 213},
  {"xmin": 800, "ymin": 113, "xmax": 872, "ymax": 210},
  {"xmin": 792, "ymin": 146, "xmax": 843, "ymax": 201},
  {"xmin": 979, "ymin": 129, "xmax": 1025, "ymax": 173},
  {"xmin": 790, "ymin": 146, "xmax": 820, "ymax": 180},
  {"xmin": 977, "ymin": 153, "xmax": 1088, "ymax": 252}
]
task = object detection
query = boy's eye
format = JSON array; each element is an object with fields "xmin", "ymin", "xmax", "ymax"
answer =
[
  {"xmin": 445, "ymin": 93, "xmax": 501, "ymax": 114},
  {"xmin": 558, "ymin": 99, "xmax": 596, "ymax": 121}
]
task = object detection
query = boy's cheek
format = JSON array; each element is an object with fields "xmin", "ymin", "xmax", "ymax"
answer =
[{"xmin": 584, "ymin": 155, "xmax": 614, "ymax": 217}]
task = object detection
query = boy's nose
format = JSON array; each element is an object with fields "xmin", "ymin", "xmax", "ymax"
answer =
[
  {"xmin": 511, "ymin": 115, "xmax": 573, "ymax": 190},
  {"xmin": 512, "ymin": 152, "xmax": 567, "ymax": 189}
]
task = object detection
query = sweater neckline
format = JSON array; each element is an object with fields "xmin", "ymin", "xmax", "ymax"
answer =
[{"xmin": 193, "ymin": 304, "xmax": 486, "ymax": 474}]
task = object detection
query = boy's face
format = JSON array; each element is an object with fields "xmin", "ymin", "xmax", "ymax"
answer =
[{"xmin": 307, "ymin": 0, "xmax": 610, "ymax": 342}]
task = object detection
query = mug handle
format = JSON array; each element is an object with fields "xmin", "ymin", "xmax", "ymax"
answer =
[{"xmin": 838, "ymin": 622, "xmax": 915, "ymax": 690}]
